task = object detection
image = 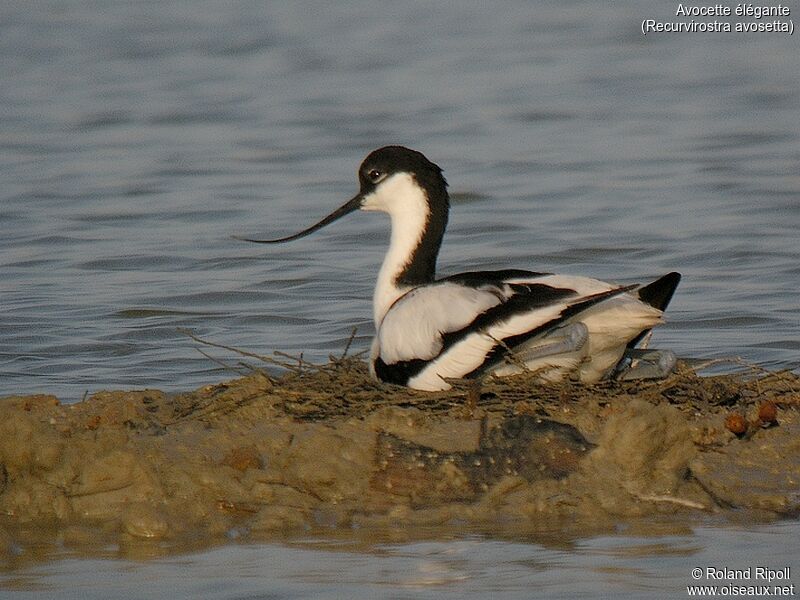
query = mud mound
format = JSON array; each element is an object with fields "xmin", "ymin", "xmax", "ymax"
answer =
[{"xmin": 0, "ymin": 359, "xmax": 798, "ymax": 565}]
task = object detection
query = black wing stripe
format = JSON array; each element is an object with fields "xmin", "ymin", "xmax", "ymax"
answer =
[
  {"xmin": 464, "ymin": 284, "xmax": 638, "ymax": 379},
  {"xmin": 438, "ymin": 283, "xmax": 576, "ymax": 351},
  {"xmin": 373, "ymin": 282, "xmax": 575, "ymax": 385},
  {"xmin": 373, "ymin": 356, "xmax": 428, "ymax": 386},
  {"xmin": 442, "ymin": 269, "xmax": 551, "ymax": 286}
]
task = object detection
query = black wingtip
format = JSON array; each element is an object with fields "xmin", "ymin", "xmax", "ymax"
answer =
[
  {"xmin": 625, "ymin": 272, "xmax": 681, "ymax": 350},
  {"xmin": 637, "ymin": 271, "xmax": 681, "ymax": 311}
]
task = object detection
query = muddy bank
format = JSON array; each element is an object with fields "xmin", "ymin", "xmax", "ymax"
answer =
[{"xmin": 0, "ymin": 359, "xmax": 798, "ymax": 564}]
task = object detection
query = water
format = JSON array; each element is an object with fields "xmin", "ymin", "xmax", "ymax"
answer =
[
  {"xmin": 1, "ymin": 0, "xmax": 798, "ymax": 596},
  {"xmin": 2, "ymin": 522, "xmax": 799, "ymax": 599}
]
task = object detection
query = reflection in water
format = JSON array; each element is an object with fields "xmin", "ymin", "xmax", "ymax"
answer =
[{"xmin": 2, "ymin": 522, "xmax": 799, "ymax": 599}]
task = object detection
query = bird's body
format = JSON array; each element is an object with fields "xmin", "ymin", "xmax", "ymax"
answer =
[
  {"xmin": 238, "ymin": 146, "xmax": 680, "ymax": 391},
  {"xmin": 370, "ymin": 271, "xmax": 668, "ymax": 390}
]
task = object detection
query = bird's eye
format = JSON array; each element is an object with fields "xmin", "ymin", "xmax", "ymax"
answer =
[{"xmin": 368, "ymin": 169, "xmax": 382, "ymax": 183}]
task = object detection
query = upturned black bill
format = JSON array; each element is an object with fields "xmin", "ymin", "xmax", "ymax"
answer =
[{"xmin": 233, "ymin": 194, "xmax": 362, "ymax": 244}]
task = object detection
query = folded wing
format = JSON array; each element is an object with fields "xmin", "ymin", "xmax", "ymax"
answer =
[{"xmin": 373, "ymin": 271, "xmax": 647, "ymax": 390}]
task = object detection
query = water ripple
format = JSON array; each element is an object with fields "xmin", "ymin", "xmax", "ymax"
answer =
[{"xmin": 1, "ymin": 0, "xmax": 797, "ymax": 403}]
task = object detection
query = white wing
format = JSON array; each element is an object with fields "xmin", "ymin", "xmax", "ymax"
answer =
[{"xmin": 377, "ymin": 281, "xmax": 512, "ymax": 364}]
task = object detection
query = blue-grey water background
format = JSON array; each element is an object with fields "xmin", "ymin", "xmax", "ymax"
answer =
[{"xmin": 1, "ymin": 1, "xmax": 798, "ymax": 597}]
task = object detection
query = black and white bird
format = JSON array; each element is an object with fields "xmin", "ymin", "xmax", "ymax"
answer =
[{"xmin": 237, "ymin": 146, "xmax": 680, "ymax": 391}]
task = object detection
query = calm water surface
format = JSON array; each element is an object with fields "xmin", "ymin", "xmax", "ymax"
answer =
[
  {"xmin": 1, "ymin": 0, "xmax": 798, "ymax": 596},
  {"xmin": 2, "ymin": 522, "xmax": 799, "ymax": 599}
]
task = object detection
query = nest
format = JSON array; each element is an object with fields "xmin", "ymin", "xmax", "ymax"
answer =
[{"xmin": 175, "ymin": 329, "xmax": 799, "ymax": 425}]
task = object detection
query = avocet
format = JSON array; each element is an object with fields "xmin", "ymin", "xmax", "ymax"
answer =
[{"xmin": 237, "ymin": 146, "xmax": 680, "ymax": 391}]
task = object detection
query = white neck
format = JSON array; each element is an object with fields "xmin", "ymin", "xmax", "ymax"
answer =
[{"xmin": 363, "ymin": 174, "xmax": 431, "ymax": 326}]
